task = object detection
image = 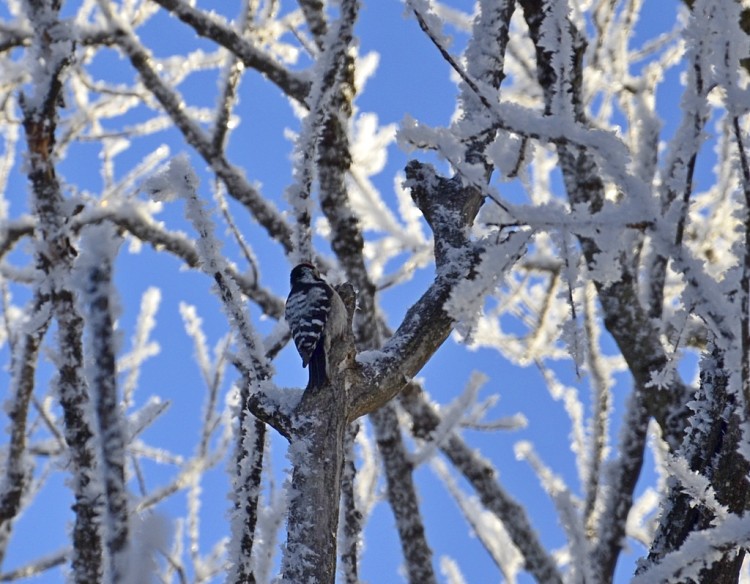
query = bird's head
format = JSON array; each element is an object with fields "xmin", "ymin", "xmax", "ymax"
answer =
[{"xmin": 290, "ymin": 262, "xmax": 320, "ymax": 286}]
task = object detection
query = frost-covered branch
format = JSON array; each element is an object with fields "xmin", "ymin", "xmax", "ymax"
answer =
[
  {"xmin": 72, "ymin": 203, "xmax": 285, "ymax": 320},
  {"xmin": 0, "ymin": 217, "xmax": 34, "ymax": 262},
  {"xmin": 297, "ymin": 0, "xmax": 327, "ymax": 48},
  {"xmin": 371, "ymin": 403, "xmax": 437, "ymax": 584},
  {"xmin": 20, "ymin": 1, "xmax": 104, "ymax": 580},
  {"xmin": 634, "ymin": 514, "xmax": 750, "ymax": 584},
  {"xmin": 338, "ymin": 423, "xmax": 362, "ymax": 584},
  {"xmin": 285, "ymin": 0, "xmax": 359, "ymax": 263},
  {"xmin": 102, "ymin": 4, "xmax": 295, "ymax": 252},
  {"xmin": 210, "ymin": 1, "xmax": 252, "ymax": 156},
  {"xmin": 150, "ymin": 0, "xmax": 311, "ymax": 104},
  {"xmin": 644, "ymin": 347, "xmax": 750, "ymax": 582},
  {"xmin": 0, "ymin": 293, "xmax": 50, "ymax": 566},
  {"xmin": 400, "ymin": 382, "xmax": 563, "ymax": 584},
  {"xmin": 517, "ymin": 0, "xmax": 693, "ymax": 451},
  {"xmin": 143, "ymin": 156, "xmax": 272, "ymax": 385},
  {"xmin": 645, "ymin": 2, "xmax": 711, "ymax": 319},
  {"xmin": 78, "ymin": 224, "xmax": 129, "ymax": 581},
  {"xmin": 734, "ymin": 111, "xmax": 750, "ymax": 416},
  {"xmin": 228, "ymin": 408, "xmax": 266, "ymax": 584},
  {"xmin": 590, "ymin": 390, "xmax": 649, "ymax": 582},
  {"xmin": 0, "ymin": 549, "xmax": 67, "ymax": 582}
]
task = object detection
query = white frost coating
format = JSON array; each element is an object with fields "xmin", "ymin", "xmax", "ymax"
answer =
[
  {"xmin": 123, "ymin": 513, "xmax": 170, "ymax": 584},
  {"xmin": 406, "ymin": 0, "xmax": 454, "ymax": 49},
  {"xmin": 439, "ymin": 556, "xmax": 467, "ymax": 584},
  {"xmin": 353, "ymin": 423, "xmax": 379, "ymax": 521},
  {"xmin": 353, "ymin": 51, "xmax": 380, "ymax": 94},
  {"xmin": 486, "ymin": 131, "xmax": 534, "ymax": 180},
  {"xmin": 445, "ymin": 232, "xmax": 530, "ymax": 343},
  {"xmin": 410, "ymin": 371, "xmax": 488, "ymax": 466},
  {"xmin": 179, "ymin": 302, "xmax": 212, "ymax": 388},
  {"xmin": 626, "ymin": 487, "xmax": 660, "ymax": 546},
  {"xmin": 537, "ymin": 365, "xmax": 586, "ymax": 488},
  {"xmin": 632, "ymin": 514, "xmax": 750, "ymax": 584},
  {"xmin": 515, "ymin": 441, "xmax": 593, "ymax": 583},
  {"xmin": 664, "ymin": 455, "xmax": 729, "ymax": 520},
  {"xmin": 141, "ymin": 154, "xmax": 200, "ymax": 203},
  {"xmin": 144, "ymin": 155, "xmax": 272, "ymax": 382},
  {"xmin": 126, "ymin": 396, "xmax": 170, "ymax": 441},
  {"xmin": 121, "ymin": 287, "xmax": 161, "ymax": 409},
  {"xmin": 252, "ymin": 465, "xmax": 288, "ymax": 584},
  {"xmin": 355, "ymin": 349, "xmax": 387, "ymax": 366},
  {"xmin": 432, "ymin": 457, "xmax": 523, "ymax": 582}
]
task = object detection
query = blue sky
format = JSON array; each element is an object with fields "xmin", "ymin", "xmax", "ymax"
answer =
[{"xmin": 0, "ymin": 0, "xmax": 703, "ymax": 582}]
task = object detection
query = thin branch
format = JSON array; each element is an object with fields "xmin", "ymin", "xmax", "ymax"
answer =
[
  {"xmin": 296, "ymin": 0, "xmax": 327, "ymax": 48},
  {"xmin": 72, "ymin": 206, "xmax": 285, "ymax": 320},
  {"xmin": 211, "ymin": 0, "xmax": 253, "ymax": 154},
  {"xmin": 338, "ymin": 422, "xmax": 362, "ymax": 584},
  {"xmin": 400, "ymin": 382, "xmax": 563, "ymax": 584},
  {"xmin": 0, "ymin": 293, "xmax": 50, "ymax": 565},
  {"xmin": 100, "ymin": 6, "xmax": 295, "ymax": 252},
  {"xmin": 733, "ymin": 113, "xmax": 750, "ymax": 416},
  {"xmin": 591, "ymin": 390, "xmax": 649, "ymax": 582},
  {"xmin": 0, "ymin": 549, "xmax": 67, "ymax": 581},
  {"xmin": 371, "ymin": 403, "xmax": 437, "ymax": 584},
  {"xmin": 149, "ymin": 0, "xmax": 311, "ymax": 104}
]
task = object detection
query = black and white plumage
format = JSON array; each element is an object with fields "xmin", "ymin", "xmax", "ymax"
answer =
[{"xmin": 285, "ymin": 263, "xmax": 347, "ymax": 390}]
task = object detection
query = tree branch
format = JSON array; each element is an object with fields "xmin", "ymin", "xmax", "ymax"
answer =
[
  {"xmin": 400, "ymin": 382, "xmax": 563, "ymax": 584},
  {"xmin": 0, "ymin": 293, "xmax": 50, "ymax": 565},
  {"xmin": 150, "ymin": 0, "xmax": 311, "ymax": 104},
  {"xmin": 21, "ymin": 1, "xmax": 104, "ymax": 580},
  {"xmin": 371, "ymin": 403, "xmax": 437, "ymax": 584},
  {"xmin": 79, "ymin": 226, "xmax": 129, "ymax": 580},
  {"xmin": 101, "ymin": 7, "xmax": 295, "ymax": 252}
]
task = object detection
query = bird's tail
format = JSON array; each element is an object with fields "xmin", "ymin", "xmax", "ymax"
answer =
[{"xmin": 307, "ymin": 342, "xmax": 328, "ymax": 390}]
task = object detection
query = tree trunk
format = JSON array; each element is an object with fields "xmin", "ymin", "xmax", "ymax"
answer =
[{"xmin": 281, "ymin": 384, "xmax": 348, "ymax": 584}]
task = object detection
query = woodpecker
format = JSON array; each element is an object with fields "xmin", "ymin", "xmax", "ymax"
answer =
[{"xmin": 285, "ymin": 263, "xmax": 348, "ymax": 390}]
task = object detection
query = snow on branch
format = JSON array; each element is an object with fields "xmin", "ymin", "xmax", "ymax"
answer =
[
  {"xmin": 665, "ymin": 454, "xmax": 729, "ymax": 521},
  {"xmin": 0, "ymin": 293, "xmax": 50, "ymax": 566},
  {"xmin": 400, "ymin": 382, "xmax": 563, "ymax": 584},
  {"xmin": 632, "ymin": 514, "xmax": 750, "ymax": 584},
  {"xmin": 120, "ymin": 287, "xmax": 162, "ymax": 409},
  {"xmin": 150, "ymin": 0, "xmax": 311, "ymax": 104},
  {"xmin": 80, "ymin": 202, "xmax": 285, "ymax": 320},
  {"xmin": 76, "ymin": 223, "xmax": 129, "ymax": 581},
  {"xmin": 285, "ymin": 0, "xmax": 362, "ymax": 277},
  {"xmin": 143, "ymin": 155, "xmax": 272, "ymax": 387},
  {"xmin": 431, "ymin": 456, "xmax": 523, "ymax": 582},
  {"xmin": 99, "ymin": 1, "xmax": 295, "ymax": 252},
  {"xmin": 515, "ymin": 441, "xmax": 594, "ymax": 582},
  {"xmin": 410, "ymin": 371, "xmax": 488, "ymax": 467},
  {"xmin": 20, "ymin": 1, "xmax": 106, "ymax": 579}
]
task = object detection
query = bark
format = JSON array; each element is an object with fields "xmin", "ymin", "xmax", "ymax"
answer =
[
  {"xmin": 643, "ymin": 349, "xmax": 750, "ymax": 583},
  {"xmin": 0, "ymin": 294, "xmax": 50, "ymax": 566},
  {"xmin": 280, "ymin": 285, "xmax": 357, "ymax": 584},
  {"xmin": 82, "ymin": 234, "xmax": 129, "ymax": 580},
  {"xmin": 371, "ymin": 404, "xmax": 436, "ymax": 584},
  {"xmin": 21, "ymin": 1, "xmax": 104, "ymax": 580},
  {"xmin": 338, "ymin": 423, "xmax": 362, "ymax": 584}
]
